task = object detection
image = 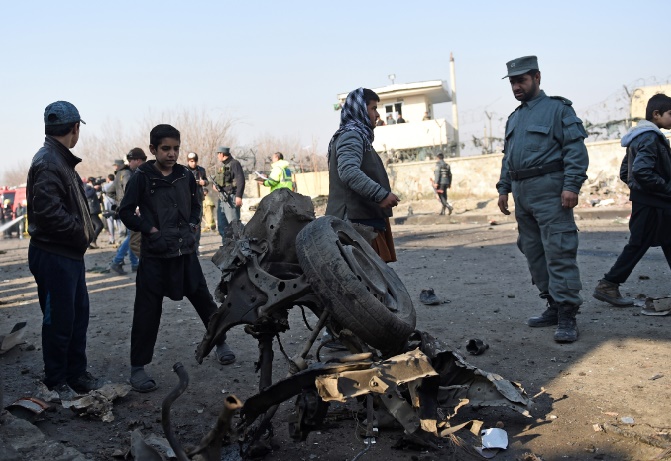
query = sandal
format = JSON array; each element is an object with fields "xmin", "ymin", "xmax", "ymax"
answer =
[
  {"xmin": 129, "ymin": 369, "xmax": 158, "ymax": 393},
  {"xmin": 215, "ymin": 342, "xmax": 236, "ymax": 365}
]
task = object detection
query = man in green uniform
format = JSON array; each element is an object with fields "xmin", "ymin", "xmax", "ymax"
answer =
[{"xmin": 496, "ymin": 56, "xmax": 589, "ymax": 343}]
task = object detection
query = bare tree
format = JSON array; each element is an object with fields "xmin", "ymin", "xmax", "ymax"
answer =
[
  {"xmin": 248, "ymin": 134, "xmax": 326, "ymax": 174},
  {"xmin": 1, "ymin": 160, "xmax": 31, "ymax": 187},
  {"xmin": 70, "ymin": 107, "xmax": 237, "ymax": 180}
]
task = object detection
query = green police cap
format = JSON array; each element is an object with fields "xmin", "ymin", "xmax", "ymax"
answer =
[{"xmin": 503, "ymin": 55, "xmax": 539, "ymax": 79}]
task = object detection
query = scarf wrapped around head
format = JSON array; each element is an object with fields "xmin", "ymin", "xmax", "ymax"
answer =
[{"xmin": 328, "ymin": 87, "xmax": 375, "ymax": 157}]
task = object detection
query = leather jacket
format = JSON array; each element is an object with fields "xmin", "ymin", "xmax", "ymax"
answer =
[
  {"xmin": 620, "ymin": 121, "xmax": 671, "ymax": 208},
  {"xmin": 27, "ymin": 136, "xmax": 94, "ymax": 259},
  {"xmin": 118, "ymin": 161, "xmax": 200, "ymax": 258}
]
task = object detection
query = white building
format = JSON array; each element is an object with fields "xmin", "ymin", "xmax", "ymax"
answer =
[{"xmin": 336, "ymin": 79, "xmax": 458, "ymax": 161}]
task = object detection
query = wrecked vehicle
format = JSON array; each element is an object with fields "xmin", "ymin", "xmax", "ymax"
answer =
[{"xmin": 162, "ymin": 189, "xmax": 531, "ymax": 460}]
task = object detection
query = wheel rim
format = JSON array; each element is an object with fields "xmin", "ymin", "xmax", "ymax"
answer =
[{"xmin": 336, "ymin": 234, "xmax": 400, "ymax": 313}]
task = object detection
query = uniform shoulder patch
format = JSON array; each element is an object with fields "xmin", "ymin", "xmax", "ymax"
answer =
[
  {"xmin": 549, "ymin": 96, "xmax": 573, "ymax": 105},
  {"xmin": 507, "ymin": 105, "xmax": 522, "ymax": 119}
]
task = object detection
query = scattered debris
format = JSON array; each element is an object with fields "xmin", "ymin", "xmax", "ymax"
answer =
[
  {"xmin": 475, "ymin": 427, "xmax": 508, "ymax": 458},
  {"xmin": 594, "ymin": 198, "xmax": 615, "ymax": 207},
  {"xmin": 130, "ymin": 429, "xmax": 165, "ymax": 461},
  {"xmin": 419, "ymin": 288, "xmax": 440, "ymax": 305},
  {"xmin": 650, "ymin": 374, "xmax": 664, "ymax": 381},
  {"xmin": 641, "ymin": 297, "xmax": 671, "ymax": 316},
  {"xmin": 602, "ymin": 423, "xmax": 671, "ymax": 450},
  {"xmin": 593, "ymin": 424, "xmax": 604, "ymax": 432},
  {"xmin": 6, "ymin": 397, "xmax": 51, "ymax": 423},
  {"xmin": 466, "ymin": 339, "xmax": 489, "ymax": 356},
  {"xmin": 0, "ymin": 321, "xmax": 27, "ymax": 355},
  {"xmin": 65, "ymin": 383, "xmax": 131, "ymax": 422},
  {"xmin": 620, "ymin": 416, "xmax": 635, "ymax": 425},
  {"xmin": 183, "ymin": 191, "xmax": 531, "ymax": 459}
]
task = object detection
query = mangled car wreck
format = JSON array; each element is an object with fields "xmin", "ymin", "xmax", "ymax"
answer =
[{"xmin": 161, "ymin": 189, "xmax": 531, "ymax": 460}]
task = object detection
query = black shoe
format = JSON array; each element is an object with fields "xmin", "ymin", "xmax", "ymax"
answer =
[
  {"xmin": 554, "ymin": 303, "xmax": 579, "ymax": 343},
  {"xmin": 419, "ymin": 288, "xmax": 440, "ymax": 305},
  {"xmin": 109, "ymin": 262, "xmax": 125, "ymax": 275},
  {"xmin": 527, "ymin": 302, "xmax": 559, "ymax": 327},
  {"xmin": 68, "ymin": 371, "xmax": 104, "ymax": 394}
]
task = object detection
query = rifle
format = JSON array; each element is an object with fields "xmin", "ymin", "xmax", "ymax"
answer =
[
  {"xmin": 209, "ymin": 175, "xmax": 231, "ymax": 204},
  {"xmin": 428, "ymin": 177, "xmax": 443, "ymax": 202}
]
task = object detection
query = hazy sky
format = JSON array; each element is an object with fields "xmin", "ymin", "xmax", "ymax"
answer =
[{"xmin": 2, "ymin": 0, "xmax": 668, "ymax": 173}]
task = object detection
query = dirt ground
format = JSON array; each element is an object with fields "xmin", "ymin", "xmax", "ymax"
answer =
[{"xmin": 1, "ymin": 198, "xmax": 670, "ymax": 461}]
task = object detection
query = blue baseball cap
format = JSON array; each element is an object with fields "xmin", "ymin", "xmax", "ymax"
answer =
[{"xmin": 44, "ymin": 101, "xmax": 86, "ymax": 126}]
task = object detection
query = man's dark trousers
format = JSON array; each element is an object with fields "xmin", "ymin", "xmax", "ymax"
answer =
[{"xmin": 28, "ymin": 245, "xmax": 89, "ymax": 388}]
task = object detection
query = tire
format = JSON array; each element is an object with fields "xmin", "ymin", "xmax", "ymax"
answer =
[{"xmin": 296, "ymin": 216, "xmax": 415, "ymax": 352}]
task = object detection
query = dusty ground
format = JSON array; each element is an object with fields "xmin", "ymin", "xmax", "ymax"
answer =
[{"xmin": 1, "ymin": 199, "xmax": 670, "ymax": 461}]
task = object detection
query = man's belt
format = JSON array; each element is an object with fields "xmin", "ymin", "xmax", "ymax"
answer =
[{"xmin": 509, "ymin": 161, "xmax": 563, "ymax": 181}]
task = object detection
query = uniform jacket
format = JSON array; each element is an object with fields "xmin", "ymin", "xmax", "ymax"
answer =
[
  {"xmin": 214, "ymin": 156, "xmax": 245, "ymax": 199},
  {"xmin": 187, "ymin": 164, "xmax": 209, "ymax": 202},
  {"xmin": 114, "ymin": 166, "xmax": 132, "ymax": 205},
  {"xmin": 118, "ymin": 161, "xmax": 200, "ymax": 258},
  {"xmin": 326, "ymin": 131, "xmax": 392, "ymax": 221},
  {"xmin": 263, "ymin": 159, "xmax": 293, "ymax": 192},
  {"xmin": 620, "ymin": 120, "xmax": 671, "ymax": 208},
  {"xmin": 27, "ymin": 136, "xmax": 94, "ymax": 260},
  {"xmin": 434, "ymin": 159, "xmax": 452, "ymax": 186},
  {"xmin": 497, "ymin": 90, "xmax": 589, "ymax": 195}
]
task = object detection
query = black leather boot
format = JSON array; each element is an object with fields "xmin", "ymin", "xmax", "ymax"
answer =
[
  {"xmin": 554, "ymin": 302, "xmax": 579, "ymax": 343},
  {"xmin": 527, "ymin": 294, "xmax": 559, "ymax": 327}
]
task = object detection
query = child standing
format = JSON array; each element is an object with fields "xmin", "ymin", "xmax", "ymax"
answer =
[
  {"xmin": 593, "ymin": 94, "xmax": 671, "ymax": 307},
  {"xmin": 118, "ymin": 124, "xmax": 235, "ymax": 393}
]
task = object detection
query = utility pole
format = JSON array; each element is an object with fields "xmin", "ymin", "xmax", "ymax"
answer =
[{"xmin": 450, "ymin": 52, "xmax": 460, "ymax": 157}]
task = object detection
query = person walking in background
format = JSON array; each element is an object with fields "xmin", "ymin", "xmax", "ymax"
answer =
[
  {"xmin": 186, "ymin": 152, "xmax": 208, "ymax": 255},
  {"xmin": 119, "ymin": 124, "xmax": 235, "ymax": 393},
  {"xmin": 102, "ymin": 173, "xmax": 117, "ymax": 244},
  {"xmin": 3, "ymin": 199, "xmax": 13, "ymax": 238},
  {"xmin": 497, "ymin": 56, "xmax": 589, "ymax": 343},
  {"xmin": 108, "ymin": 149, "xmax": 146, "ymax": 274},
  {"xmin": 212, "ymin": 146, "xmax": 245, "ymax": 244},
  {"xmin": 15, "ymin": 199, "xmax": 27, "ymax": 239},
  {"xmin": 593, "ymin": 94, "xmax": 671, "ymax": 312},
  {"xmin": 202, "ymin": 188, "xmax": 216, "ymax": 231},
  {"xmin": 27, "ymin": 100, "xmax": 104, "ymax": 401},
  {"xmin": 84, "ymin": 177, "xmax": 104, "ymax": 249},
  {"xmin": 433, "ymin": 153, "xmax": 453, "ymax": 215}
]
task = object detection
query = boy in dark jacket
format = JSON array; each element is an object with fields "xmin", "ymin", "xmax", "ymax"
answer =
[
  {"xmin": 118, "ymin": 124, "xmax": 235, "ymax": 393},
  {"xmin": 593, "ymin": 94, "xmax": 671, "ymax": 308}
]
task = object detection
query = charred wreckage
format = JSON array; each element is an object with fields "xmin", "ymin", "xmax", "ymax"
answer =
[{"xmin": 161, "ymin": 189, "xmax": 531, "ymax": 460}]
